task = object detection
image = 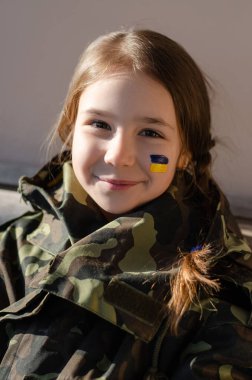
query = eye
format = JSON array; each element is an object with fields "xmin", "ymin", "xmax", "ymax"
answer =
[
  {"xmin": 139, "ymin": 129, "xmax": 163, "ymax": 138},
  {"xmin": 90, "ymin": 120, "xmax": 111, "ymax": 130}
]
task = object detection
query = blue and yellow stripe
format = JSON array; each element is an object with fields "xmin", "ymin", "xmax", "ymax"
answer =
[{"xmin": 150, "ymin": 155, "xmax": 169, "ymax": 173}]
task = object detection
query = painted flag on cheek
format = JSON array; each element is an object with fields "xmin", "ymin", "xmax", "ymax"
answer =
[{"xmin": 150, "ymin": 155, "xmax": 169, "ymax": 173}]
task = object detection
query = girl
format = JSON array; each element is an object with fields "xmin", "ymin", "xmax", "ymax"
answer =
[{"xmin": 0, "ymin": 29, "xmax": 251, "ymax": 380}]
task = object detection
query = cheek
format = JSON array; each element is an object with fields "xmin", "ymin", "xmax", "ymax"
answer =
[
  {"xmin": 72, "ymin": 131, "xmax": 92, "ymax": 160},
  {"xmin": 154, "ymin": 167, "xmax": 177, "ymax": 196},
  {"xmin": 72, "ymin": 133, "xmax": 90, "ymax": 173},
  {"xmin": 147, "ymin": 152, "xmax": 177, "ymax": 189}
]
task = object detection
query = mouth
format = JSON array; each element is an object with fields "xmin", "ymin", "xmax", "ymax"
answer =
[{"xmin": 96, "ymin": 177, "xmax": 141, "ymax": 190}]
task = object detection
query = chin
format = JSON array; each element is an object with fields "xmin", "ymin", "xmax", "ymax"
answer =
[
  {"xmin": 97, "ymin": 203, "xmax": 136, "ymax": 217},
  {"xmin": 102, "ymin": 207, "xmax": 131, "ymax": 216}
]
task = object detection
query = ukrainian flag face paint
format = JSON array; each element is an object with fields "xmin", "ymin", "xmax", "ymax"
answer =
[{"xmin": 150, "ymin": 155, "xmax": 169, "ymax": 173}]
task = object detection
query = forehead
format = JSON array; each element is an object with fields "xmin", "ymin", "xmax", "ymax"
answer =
[{"xmin": 78, "ymin": 72, "xmax": 177, "ymax": 122}]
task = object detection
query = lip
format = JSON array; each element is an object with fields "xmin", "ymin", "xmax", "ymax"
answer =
[{"xmin": 96, "ymin": 177, "xmax": 141, "ymax": 190}]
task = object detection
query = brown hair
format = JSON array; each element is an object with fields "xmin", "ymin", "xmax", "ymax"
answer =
[{"xmin": 54, "ymin": 29, "xmax": 219, "ymax": 333}]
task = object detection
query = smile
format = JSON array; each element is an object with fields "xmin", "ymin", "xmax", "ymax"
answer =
[{"xmin": 96, "ymin": 177, "xmax": 141, "ymax": 190}]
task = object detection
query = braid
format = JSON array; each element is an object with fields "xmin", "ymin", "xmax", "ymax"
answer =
[
  {"xmin": 168, "ymin": 138, "xmax": 218, "ymax": 335},
  {"xmin": 192, "ymin": 137, "xmax": 216, "ymax": 194},
  {"xmin": 168, "ymin": 245, "xmax": 220, "ymax": 334}
]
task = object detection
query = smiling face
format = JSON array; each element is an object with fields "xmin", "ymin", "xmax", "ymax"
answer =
[{"xmin": 72, "ymin": 72, "xmax": 184, "ymax": 215}]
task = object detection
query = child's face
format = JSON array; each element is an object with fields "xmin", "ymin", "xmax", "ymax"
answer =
[{"xmin": 72, "ymin": 71, "xmax": 182, "ymax": 215}]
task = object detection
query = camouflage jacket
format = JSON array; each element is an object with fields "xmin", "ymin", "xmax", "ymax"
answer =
[{"xmin": 0, "ymin": 158, "xmax": 251, "ymax": 380}]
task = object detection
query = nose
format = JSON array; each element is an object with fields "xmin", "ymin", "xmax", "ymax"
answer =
[{"xmin": 104, "ymin": 132, "xmax": 135, "ymax": 167}]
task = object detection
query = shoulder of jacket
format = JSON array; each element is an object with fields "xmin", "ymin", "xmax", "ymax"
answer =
[{"xmin": 0, "ymin": 210, "xmax": 43, "ymax": 247}]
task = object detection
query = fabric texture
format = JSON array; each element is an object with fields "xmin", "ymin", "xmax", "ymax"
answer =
[{"xmin": 0, "ymin": 156, "xmax": 251, "ymax": 379}]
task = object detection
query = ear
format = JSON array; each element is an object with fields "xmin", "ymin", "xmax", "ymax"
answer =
[{"xmin": 177, "ymin": 151, "xmax": 191, "ymax": 169}]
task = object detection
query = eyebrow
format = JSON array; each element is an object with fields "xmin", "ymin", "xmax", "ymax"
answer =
[
  {"xmin": 136, "ymin": 116, "xmax": 175, "ymax": 130},
  {"xmin": 81, "ymin": 108, "xmax": 175, "ymax": 130}
]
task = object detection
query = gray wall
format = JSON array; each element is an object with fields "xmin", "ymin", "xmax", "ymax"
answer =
[{"xmin": 0, "ymin": 0, "xmax": 251, "ymax": 217}]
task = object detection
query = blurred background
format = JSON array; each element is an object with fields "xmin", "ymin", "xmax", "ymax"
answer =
[{"xmin": 0, "ymin": 0, "xmax": 251, "ymax": 233}]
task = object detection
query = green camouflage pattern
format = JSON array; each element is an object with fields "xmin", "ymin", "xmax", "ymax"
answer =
[{"xmin": 0, "ymin": 156, "xmax": 251, "ymax": 379}]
